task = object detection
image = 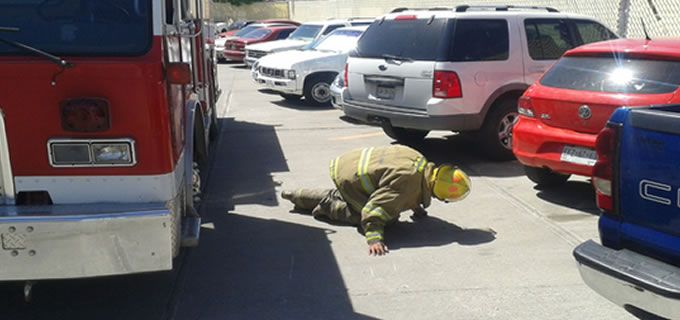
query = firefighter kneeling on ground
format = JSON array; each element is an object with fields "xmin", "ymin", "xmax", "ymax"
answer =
[{"xmin": 282, "ymin": 145, "xmax": 471, "ymax": 256}]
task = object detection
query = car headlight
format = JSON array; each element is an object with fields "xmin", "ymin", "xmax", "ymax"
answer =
[
  {"xmin": 287, "ymin": 70, "xmax": 296, "ymax": 80},
  {"xmin": 92, "ymin": 143, "xmax": 132, "ymax": 164}
]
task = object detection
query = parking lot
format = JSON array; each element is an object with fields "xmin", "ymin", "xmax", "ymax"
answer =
[{"xmin": 0, "ymin": 63, "xmax": 635, "ymax": 320}]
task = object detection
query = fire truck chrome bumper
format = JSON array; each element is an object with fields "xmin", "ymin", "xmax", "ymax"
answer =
[{"xmin": 0, "ymin": 203, "xmax": 173, "ymax": 281}]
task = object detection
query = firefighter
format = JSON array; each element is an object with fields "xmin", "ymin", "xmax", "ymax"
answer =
[{"xmin": 281, "ymin": 145, "xmax": 471, "ymax": 256}]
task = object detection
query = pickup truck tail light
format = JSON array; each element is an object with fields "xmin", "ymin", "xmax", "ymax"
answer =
[
  {"xmin": 343, "ymin": 63, "xmax": 348, "ymax": 88},
  {"xmin": 517, "ymin": 96, "xmax": 535, "ymax": 118},
  {"xmin": 593, "ymin": 125, "xmax": 619, "ymax": 213},
  {"xmin": 433, "ymin": 71, "xmax": 462, "ymax": 99}
]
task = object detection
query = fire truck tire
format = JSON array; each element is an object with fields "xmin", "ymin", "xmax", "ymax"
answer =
[{"xmin": 170, "ymin": 185, "xmax": 184, "ymax": 258}]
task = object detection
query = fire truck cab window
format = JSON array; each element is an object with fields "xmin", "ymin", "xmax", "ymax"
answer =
[{"xmin": 0, "ymin": 0, "xmax": 152, "ymax": 56}]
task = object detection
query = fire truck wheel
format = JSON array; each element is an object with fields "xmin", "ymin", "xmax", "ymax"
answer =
[
  {"xmin": 192, "ymin": 161, "xmax": 202, "ymax": 204},
  {"xmin": 209, "ymin": 107, "xmax": 220, "ymax": 142}
]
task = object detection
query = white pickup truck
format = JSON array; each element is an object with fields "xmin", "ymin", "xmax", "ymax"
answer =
[
  {"xmin": 252, "ymin": 26, "xmax": 367, "ymax": 106},
  {"xmin": 244, "ymin": 19, "xmax": 372, "ymax": 67}
]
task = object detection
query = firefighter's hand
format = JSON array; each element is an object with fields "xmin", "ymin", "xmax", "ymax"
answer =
[{"xmin": 368, "ymin": 242, "xmax": 389, "ymax": 256}]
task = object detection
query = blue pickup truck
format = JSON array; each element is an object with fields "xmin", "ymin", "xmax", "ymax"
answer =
[{"xmin": 574, "ymin": 105, "xmax": 680, "ymax": 319}]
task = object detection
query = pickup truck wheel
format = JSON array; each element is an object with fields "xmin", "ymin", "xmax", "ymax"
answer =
[
  {"xmin": 382, "ymin": 126, "xmax": 429, "ymax": 144},
  {"xmin": 304, "ymin": 74, "xmax": 334, "ymax": 106},
  {"xmin": 280, "ymin": 93, "xmax": 302, "ymax": 101},
  {"xmin": 481, "ymin": 98, "xmax": 518, "ymax": 161},
  {"xmin": 524, "ymin": 166, "xmax": 570, "ymax": 187}
]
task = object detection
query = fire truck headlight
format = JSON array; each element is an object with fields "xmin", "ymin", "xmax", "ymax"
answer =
[{"xmin": 92, "ymin": 143, "xmax": 133, "ymax": 164}]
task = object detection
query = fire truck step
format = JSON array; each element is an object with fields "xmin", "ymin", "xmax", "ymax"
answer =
[{"xmin": 181, "ymin": 215, "xmax": 201, "ymax": 247}]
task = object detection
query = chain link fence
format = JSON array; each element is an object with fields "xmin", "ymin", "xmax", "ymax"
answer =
[{"xmin": 285, "ymin": 0, "xmax": 680, "ymax": 38}]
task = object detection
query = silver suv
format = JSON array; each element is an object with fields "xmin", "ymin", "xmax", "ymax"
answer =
[{"xmin": 337, "ymin": 5, "xmax": 617, "ymax": 159}]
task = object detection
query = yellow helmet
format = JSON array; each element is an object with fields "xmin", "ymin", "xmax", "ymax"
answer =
[{"xmin": 431, "ymin": 165, "xmax": 471, "ymax": 202}]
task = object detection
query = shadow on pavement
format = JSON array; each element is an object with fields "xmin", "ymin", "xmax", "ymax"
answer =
[
  {"xmin": 386, "ymin": 216, "xmax": 496, "ymax": 250},
  {"xmin": 535, "ymin": 180, "xmax": 599, "ymax": 215},
  {"xmin": 172, "ymin": 116, "xmax": 375, "ymax": 319},
  {"xmin": 172, "ymin": 213, "xmax": 376, "ymax": 320},
  {"xmin": 206, "ymin": 118, "xmax": 288, "ymax": 209},
  {"xmin": 405, "ymin": 135, "xmax": 525, "ymax": 178},
  {"xmin": 271, "ymin": 99, "xmax": 334, "ymax": 111}
]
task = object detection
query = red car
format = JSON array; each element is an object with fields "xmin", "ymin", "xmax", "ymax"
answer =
[
  {"xmin": 224, "ymin": 26, "xmax": 297, "ymax": 62},
  {"xmin": 219, "ymin": 19, "xmax": 300, "ymax": 38},
  {"xmin": 513, "ymin": 39, "xmax": 680, "ymax": 187}
]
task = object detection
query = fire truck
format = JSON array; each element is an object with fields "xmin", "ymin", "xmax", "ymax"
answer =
[{"xmin": 0, "ymin": 0, "xmax": 220, "ymax": 288}]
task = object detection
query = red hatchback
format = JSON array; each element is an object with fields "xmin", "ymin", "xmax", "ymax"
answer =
[
  {"xmin": 224, "ymin": 26, "xmax": 297, "ymax": 62},
  {"xmin": 513, "ymin": 39, "xmax": 680, "ymax": 187}
]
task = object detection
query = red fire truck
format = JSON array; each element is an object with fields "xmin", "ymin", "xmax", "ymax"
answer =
[{"xmin": 0, "ymin": 0, "xmax": 219, "ymax": 285}]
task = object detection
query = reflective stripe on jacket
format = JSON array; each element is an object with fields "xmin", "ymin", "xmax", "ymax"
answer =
[{"xmin": 329, "ymin": 145, "xmax": 434, "ymax": 244}]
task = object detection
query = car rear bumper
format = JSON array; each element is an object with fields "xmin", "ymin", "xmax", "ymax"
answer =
[
  {"xmin": 224, "ymin": 50, "xmax": 245, "ymax": 61},
  {"xmin": 330, "ymin": 81, "xmax": 345, "ymax": 110},
  {"xmin": 574, "ymin": 240, "xmax": 680, "ymax": 319},
  {"xmin": 513, "ymin": 117, "xmax": 597, "ymax": 177},
  {"xmin": 0, "ymin": 203, "xmax": 174, "ymax": 281},
  {"xmin": 341, "ymin": 99, "xmax": 482, "ymax": 131}
]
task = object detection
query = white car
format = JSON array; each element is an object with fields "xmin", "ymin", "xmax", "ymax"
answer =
[
  {"xmin": 244, "ymin": 18, "xmax": 373, "ymax": 67},
  {"xmin": 252, "ymin": 26, "xmax": 367, "ymax": 106}
]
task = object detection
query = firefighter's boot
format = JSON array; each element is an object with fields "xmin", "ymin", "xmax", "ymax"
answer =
[{"xmin": 282, "ymin": 189, "xmax": 333, "ymax": 211}]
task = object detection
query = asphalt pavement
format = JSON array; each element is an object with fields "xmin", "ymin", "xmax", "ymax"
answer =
[{"xmin": 0, "ymin": 63, "xmax": 634, "ymax": 320}]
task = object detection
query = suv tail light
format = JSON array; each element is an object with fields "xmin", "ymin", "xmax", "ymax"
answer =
[
  {"xmin": 343, "ymin": 63, "xmax": 348, "ymax": 88},
  {"xmin": 433, "ymin": 71, "xmax": 462, "ymax": 99},
  {"xmin": 518, "ymin": 96, "xmax": 535, "ymax": 118},
  {"xmin": 593, "ymin": 125, "xmax": 619, "ymax": 213},
  {"xmin": 395, "ymin": 15, "xmax": 417, "ymax": 21}
]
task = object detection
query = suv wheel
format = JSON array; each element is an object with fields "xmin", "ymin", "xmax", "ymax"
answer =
[
  {"xmin": 382, "ymin": 126, "xmax": 429, "ymax": 144},
  {"xmin": 524, "ymin": 166, "xmax": 570, "ymax": 187},
  {"xmin": 304, "ymin": 74, "xmax": 335, "ymax": 106},
  {"xmin": 280, "ymin": 93, "xmax": 302, "ymax": 101},
  {"xmin": 481, "ymin": 98, "xmax": 519, "ymax": 160}
]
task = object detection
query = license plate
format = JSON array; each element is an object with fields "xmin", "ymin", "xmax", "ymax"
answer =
[
  {"xmin": 560, "ymin": 146, "xmax": 597, "ymax": 166},
  {"xmin": 376, "ymin": 86, "xmax": 395, "ymax": 100}
]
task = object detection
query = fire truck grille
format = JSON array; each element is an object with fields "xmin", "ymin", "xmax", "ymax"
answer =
[
  {"xmin": 259, "ymin": 67, "xmax": 286, "ymax": 79},
  {"xmin": 248, "ymin": 50, "xmax": 267, "ymax": 59}
]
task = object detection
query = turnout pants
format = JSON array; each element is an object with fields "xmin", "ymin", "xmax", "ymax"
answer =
[{"xmin": 287, "ymin": 189, "xmax": 361, "ymax": 225}]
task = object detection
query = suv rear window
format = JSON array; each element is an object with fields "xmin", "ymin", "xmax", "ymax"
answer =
[
  {"xmin": 449, "ymin": 19, "xmax": 509, "ymax": 61},
  {"xmin": 540, "ymin": 56, "xmax": 680, "ymax": 94},
  {"xmin": 353, "ymin": 18, "xmax": 448, "ymax": 61}
]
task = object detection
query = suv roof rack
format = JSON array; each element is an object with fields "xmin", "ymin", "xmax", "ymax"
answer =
[
  {"xmin": 455, "ymin": 5, "xmax": 559, "ymax": 13},
  {"xmin": 390, "ymin": 7, "xmax": 451, "ymax": 13}
]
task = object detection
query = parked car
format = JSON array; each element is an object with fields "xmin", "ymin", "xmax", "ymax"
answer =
[
  {"xmin": 574, "ymin": 104, "xmax": 680, "ymax": 319},
  {"xmin": 513, "ymin": 39, "xmax": 680, "ymax": 186},
  {"xmin": 219, "ymin": 19, "xmax": 299, "ymax": 38},
  {"xmin": 244, "ymin": 18, "xmax": 374, "ymax": 67},
  {"xmin": 216, "ymin": 23, "xmax": 293, "ymax": 62},
  {"xmin": 224, "ymin": 26, "xmax": 298, "ymax": 62},
  {"xmin": 336, "ymin": 5, "xmax": 616, "ymax": 159},
  {"xmin": 252, "ymin": 26, "xmax": 368, "ymax": 105}
]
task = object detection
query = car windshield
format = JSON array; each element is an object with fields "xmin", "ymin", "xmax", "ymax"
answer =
[
  {"xmin": 354, "ymin": 18, "xmax": 449, "ymax": 61},
  {"xmin": 540, "ymin": 56, "xmax": 680, "ymax": 94},
  {"xmin": 235, "ymin": 25, "xmax": 262, "ymax": 37},
  {"xmin": 288, "ymin": 24, "xmax": 322, "ymax": 41},
  {"xmin": 242, "ymin": 28, "xmax": 272, "ymax": 40},
  {"xmin": 228, "ymin": 21, "xmax": 249, "ymax": 31},
  {"xmin": 309, "ymin": 30, "xmax": 362, "ymax": 52},
  {"xmin": 0, "ymin": 0, "xmax": 151, "ymax": 56}
]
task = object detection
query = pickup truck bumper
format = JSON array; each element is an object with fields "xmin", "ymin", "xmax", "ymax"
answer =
[
  {"xmin": 574, "ymin": 240, "xmax": 680, "ymax": 319},
  {"xmin": 341, "ymin": 99, "xmax": 483, "ymax": 131},
  {"xmin": 252, "ymin": 72, "xmax": 302, "ymax": 96},
  {"xmin": 0, "ymin": 203, "xmax": 174, "ymax": 281}
]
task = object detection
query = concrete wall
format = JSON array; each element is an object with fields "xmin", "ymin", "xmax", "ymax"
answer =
[{"xmin": 211, "ymin": 1, "xmax": 289, "ymax": 22}]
